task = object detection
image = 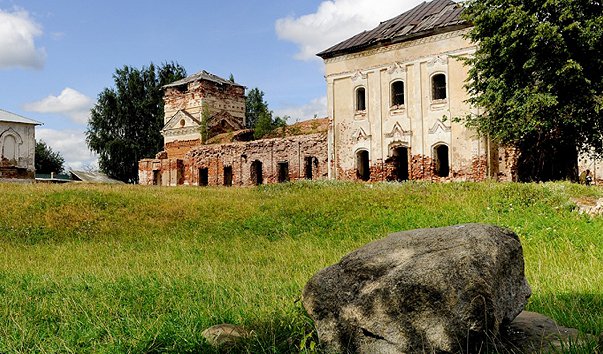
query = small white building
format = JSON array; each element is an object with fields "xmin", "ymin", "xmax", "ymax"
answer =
[{"xmin": 0, "ymin": 109, "xmax": 41, "ymax": 181}]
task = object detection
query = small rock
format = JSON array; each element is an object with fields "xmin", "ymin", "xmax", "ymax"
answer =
[
  {"xmin": 500, "ymin": 311, "xmax": 592, "ymax": 353},
  {"xmin": 201, "ymin": 323, "xmax": 251, "ymax": 347}
]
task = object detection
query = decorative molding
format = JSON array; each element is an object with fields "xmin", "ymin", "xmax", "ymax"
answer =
[
  {"xmin": 351, "ymin": 71, "xmax": 367, "ymax": 82},
  {"xmin": 352, "ymin": 127, "xmax": 370, "ymax": 141},
  {"xmin": 387, "ymin": 62, "xmax": 406, "ymax": 75},
  {"xmin": 324, "ymin": 28, "xmax": 471, "ymax": 65},
  {"xmin": 162, "ymin": 126, "xmax": 200, "ymax": 137},
  {"xmin": 427, "ymin": 55, "xmax": 448, "ymax": 67},
  {"xmin": 0, "ymin": 127, "xmax": 24, "ymax": 145},
  {"xmin": 326, "ymin": 46, "xmax": 474, "ymax": 80},
  {"xmin": 428, "ymin": 119, "xmax": 452, "ymax": 134},
  {"xmin": 384, "ymin": 122, "xmax": 412, "ymax": 139}
]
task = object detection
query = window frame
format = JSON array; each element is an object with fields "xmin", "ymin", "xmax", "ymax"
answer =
[
  {"xmin": 390, "ymin": 80, "xmax": 405, "ymax": 108},
  {"xmin": 431, "ymin": 73, "xmax": 447, "ymax": 101},
  {"xmin": 355, "ymin": 86, "xmax": 366, "ymax": 112}
]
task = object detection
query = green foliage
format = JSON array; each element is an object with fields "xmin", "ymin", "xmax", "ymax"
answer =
[
  {"xmin": 34, "ymin": 140, "xmax": 65, "ymax": 174},
  {"xmin": 86, "ymin": 62, "xmax": 186, "ymax": 183},
  {"xmin": 0, "ymin": 181, "xmax": 601, "ymax": 352},
  {"xmin": 245, "ymin": 87, "xmax": 288, "ymax": 139},
  {"xmin": 199, "ymin": 102, "xmax": 211, "ymax": 143},
  {"xmin": 462, "ymin": 0, "xmax": 603, "ymax": 181}
]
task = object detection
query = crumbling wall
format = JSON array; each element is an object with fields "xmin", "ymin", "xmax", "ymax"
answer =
[
  {"xmin": 165, "ymin": 139, "xmax": 202, "ymax": 159},
  {"xmin": 139, "ymin": 133, "xmax": 328, "ymax": 186}
]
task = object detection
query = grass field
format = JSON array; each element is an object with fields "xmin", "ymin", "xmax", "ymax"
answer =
[{"xmin": 0, "ymin": 181, "xmax": 601, "ymax": 353}]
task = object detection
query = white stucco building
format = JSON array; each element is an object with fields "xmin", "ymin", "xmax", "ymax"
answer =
[{"xmin": 0, "ymin": 109, "xmax": 41, "ymax": 181}]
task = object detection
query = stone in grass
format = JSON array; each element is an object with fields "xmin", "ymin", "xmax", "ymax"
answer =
[
  {"xmin": 302, "ymin": 223, "xmax": 532, "ymax": 353},
  {"xmin": 201, "ymin": 323, "xmax": 252, "ymax": 348}
]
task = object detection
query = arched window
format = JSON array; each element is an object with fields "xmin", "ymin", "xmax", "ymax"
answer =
[
  {"xmin": 432, "ymin": 74, "xmax": 447, "ymax": 100},
  {"xmin": 355, "ymin": 87, "xmax": 366, "ymax": 111},
  {"xmin": 391, "ymin": 81, "xmax": 405, "ymax": 107},
  {"xmin": 433, "ymin": 144, "xmax": 450, "ymax": 177},
  {"xmin": 2, "ymin": 135, "xmax": 17, "ymax": 161},
  {"xmin": 356, "ymin": 150, "xmax": 370, "ymax": 181}
]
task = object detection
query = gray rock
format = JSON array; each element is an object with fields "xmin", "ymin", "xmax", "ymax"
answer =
[
  {"xmin": 302, "ymin": 223, "xmax": 532, "ymax": 353},
  {"xmin": 201, "ymin": 323, "xmax": 251, "ymax": 348},
  {"xmin": 498, "ymin": 311, "xmax": 589, "ymax": 353}
]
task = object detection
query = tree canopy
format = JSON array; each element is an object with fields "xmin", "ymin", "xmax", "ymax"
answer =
[
  {"xmin": 245, "ymin": 87, "xmax": 287, "ymax": 139},
  {"xmin": 35, "ymin": 140, "xmax": 65, "ymax": 174},
  {"xmin": 462, "ymin": 0, "xmax": 603, "ymax": 181},
  {"xmin": 86, "ymin": 62, "xmax": 186, "ymax": 183}
]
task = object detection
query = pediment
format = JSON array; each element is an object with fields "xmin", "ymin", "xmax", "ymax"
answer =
[
  {"xmin": 384, "ymin": 122, "xmax": 411, "ymax": 139},
  {"xmin": 207, "ymin": 110, "xmax": 244, "ymax": 133},
  {"xmin": 352, "ymin": 127, "xmax": 370, "ymax": 141},
  {"xmin": 428, "ymin": 119, "xmax": 452, "ymax": 134},
  {"xmin": 162, "ymin": 110, "xmax": 200, "ymax": 131}
]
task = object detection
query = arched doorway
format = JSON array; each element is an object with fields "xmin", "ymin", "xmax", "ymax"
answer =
[
  {"xmin": 250, "ymin": 160, "xmax": 263, "ymax": 185},
  {"xmin": 391, "ymin": 146, "xmax": 409, "ymax": 181},
  {"xmin": 356, "ymin": 150, "xmax": 370, "ymax": 181},
  {"xmin": 434, "ymin": 144, "xmax": 450, "ymax": 177}
]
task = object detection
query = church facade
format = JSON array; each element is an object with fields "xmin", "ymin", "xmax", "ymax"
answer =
[{"xmin": 319, "ymin": 0, "xmax": 511, "ymax": 182}]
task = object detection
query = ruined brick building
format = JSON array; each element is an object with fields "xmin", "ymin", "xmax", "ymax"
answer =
[
  {"xmin": 0, "ymin": 109, "xmax": 40, "ymax": 182},
  {"xmin": 139, "ymin": 71, "xmax": 328, "ymax": 186}
]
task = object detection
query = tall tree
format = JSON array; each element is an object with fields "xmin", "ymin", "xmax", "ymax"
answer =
[
  {"xmin": 245, "ymin": 87, "xmax": 269, "ymax": 130},
  {"xmin": 35, "ymin": 140, "xmax": 65, "ymax": 174},
  {"xmin": 86, "ymin": 62, "xmax": 186, "ymax": 183},
  {"xmin": 462, "ymin": 0, "xmax": 603, "ymax": 181},
  {"xmin": 245, "ymin": 87, "xmax": 287, "ymax": 139}
]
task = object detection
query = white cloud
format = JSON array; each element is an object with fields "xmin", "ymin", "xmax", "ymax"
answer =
[
  {"xmin": 276, "ymin": 0, "xmax": 424, "ymax": 61},
  {"xmin": 274, "ymin": 96, "xmax": 327, "ymax": 122},
  {"xmin": 36, "ymin": 128, "xmax": 98, "ymax": 171},
  {"xmin": 0, "ymin": 8, "xmax": 46, "ymax": 69},
  {"xmin": 24, "ymin": 88, "xmax": 94, "ymax": 124}
]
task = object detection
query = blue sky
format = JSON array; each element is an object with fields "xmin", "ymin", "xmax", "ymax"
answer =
[{"xmin": 0, "ymin": 0, "xmax": 423, "ymax": 169}]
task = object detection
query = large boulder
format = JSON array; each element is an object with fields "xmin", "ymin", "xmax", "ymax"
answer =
[{"xmin": 302, "ymin": 224, "xmax": 532, "ymax": 353}]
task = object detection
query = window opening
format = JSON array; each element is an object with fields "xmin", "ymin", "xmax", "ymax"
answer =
[
  {"xmin": 356, "ymin": 150, "xmax": 370, "ymax": 181},
  {"xmin": 434, "ymin": 145, "xmax": 450, "ymax": 177},
  {"xmin": 356, "ymin": 87, "xmax": 366, "ymax": 111},
  {"xmin": 277, "ymin": 162, "xmax": 289, "ymax": 183},
  {"xmin": 304, "ymin": 156, "xmax": 314, "ymax": 180},
  {"xmin": 199, "ymin": 168, "xmax": 209, "ymax": 186},
  {"xmin": 391, "ymin": 81, "xmax": 405, "ymax": 107},
  {"xmin": 250, "ymin": 160, "xmax": 263, "ymax": 185},
  {"xmin": 432, "ymin": 74, "xmax": 447, "ymax": 100},
  {"xmin": 223, "ymin": 166, "xmax": 233, "ymax": 186}
]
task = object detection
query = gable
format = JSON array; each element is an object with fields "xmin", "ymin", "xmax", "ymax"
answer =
[{"xmin": 162, "ymin": 110, "xmax": 200, "ymax": 131}]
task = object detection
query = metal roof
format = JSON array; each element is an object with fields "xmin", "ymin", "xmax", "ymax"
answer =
[
  {"xmin": 317, "ymin": 0, "xmax": 468, "ymax": 59},
  {"xmin": 0, "ymin": 108, "xmax": 42, "ymax": 125},
  {"xmin": 163, "ymin": 70, "xmax": 244, "ymax": 89},
  {"xmin": 69, "ymin": 170, "xmax": 125, "ymax": 184}
]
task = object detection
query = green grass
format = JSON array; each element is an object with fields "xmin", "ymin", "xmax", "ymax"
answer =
[{"xmin": 0, "ymin": 181, "xmax": 601, "ymax": 353}]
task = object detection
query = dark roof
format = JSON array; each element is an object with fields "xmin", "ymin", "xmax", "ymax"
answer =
[
  {"xmin": 163, "ymin": 70, "xmax": 244, "ymax": 89},
  {"xmin": 317, "ymin": 0, "xmax": 468, "ymax": 59}
]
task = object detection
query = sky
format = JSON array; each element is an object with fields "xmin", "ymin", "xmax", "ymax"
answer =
[{"xmin": 0, "ymin": 0, "xmax": 424, "ymax": 170}]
